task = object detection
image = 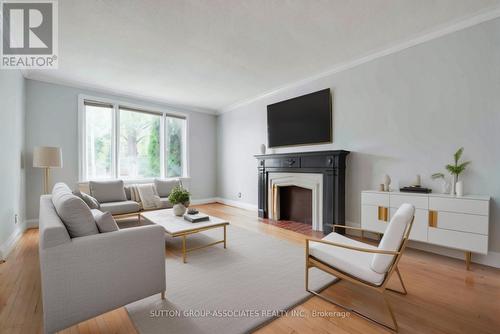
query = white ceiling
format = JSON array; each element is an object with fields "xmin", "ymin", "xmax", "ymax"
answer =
[{"xmin": 24, "ymin": 0, "xmax": 500, "ymax": 113}]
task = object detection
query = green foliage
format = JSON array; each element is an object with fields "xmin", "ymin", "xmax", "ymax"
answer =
[
  {"xmin": 120, "ymin": 110, "xmax": 161, "ymax": 177},
  {"xmin": 87, "ymin": 106, "xmax": 184, "ymax": 179},
  {"xmin": 453, "ymin": 147, "xmax": 464, "ymax": 165},
  {"xmin": 166, "ymin": 118, "xmax": 183, "ymax": 177},
  {"xmin": 445, "ymin": 147, "xmax": 471, "ymax": 177},
  {"xmin": 446, "ymin": 162, "xmax": 470, "ymax": 176},
  {"xmin": 86, "ymin": 106, "xmax": 112, "ymax": 177},
  {"xmin": 431, "ymin": 173, "xmax": 445, "ymax": 180},
  {"xmin": 168, "ymin": 185, "xmax": 190, "ymax": 204},
  {"xmin": 147, "ymin": 118, "xmax": 161, "ymax": 177}
]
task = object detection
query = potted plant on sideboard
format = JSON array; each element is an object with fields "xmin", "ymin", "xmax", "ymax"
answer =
[
  {"xmin": 168, "ymin": 185, "xmax": 190, "ymax": 216},
  {"xmin": 434, "ymin": 147, "xmax": 471, "ymax": 196}
]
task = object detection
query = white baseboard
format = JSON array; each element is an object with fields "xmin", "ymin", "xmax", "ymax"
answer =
[
  {"xmin": 190, "ymin": 197, "xmax": 218, "ymax": 205},
  {"xmin": 214, "ymin": 197, "xmax": 258, "ymax": 212},
  {"xmin": 0, "ymin": 224, "xmax": 25, "ymax": 261},
  {"xmin": 24, "ymin": 219, "xmax": 39, "ymax": 229},
  {"xmin": 170, "ymin": 196, "xmax": 258, "ymax": 211}
]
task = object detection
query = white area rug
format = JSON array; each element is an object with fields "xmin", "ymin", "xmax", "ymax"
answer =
[{"xmin": 126, "ymin": 225, "xmax": 335, "ymax": 334}]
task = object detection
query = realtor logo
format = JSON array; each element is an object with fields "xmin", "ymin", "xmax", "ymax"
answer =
[{"xmin": 1, "ymin": 0, "xmax": 58, "ymax": 68}]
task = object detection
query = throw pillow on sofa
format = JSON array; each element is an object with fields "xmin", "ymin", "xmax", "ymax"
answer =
[
  {"xmin": 91, "ymin": 209, "xmax": 119, "ymax": 233},
  {"xmin": 73, "ymin": 189, "xmax": 100, "ymax": 209},
  {"xmin": 154, "ymin": 178, "xmax": 180, "ymax": 197},
  {"xmin": 89, "ymin": 180, "xmax": 127, "ymax": 203},
  {"xmin": 52, "ymin": 183, "xmax": 99, "ymax": 238}
]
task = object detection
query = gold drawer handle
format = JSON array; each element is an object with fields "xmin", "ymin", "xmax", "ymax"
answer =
[
  {"xmin": 428, "ymin": 210, "xmax": 438, "ymax": 227},
  {"xmin": 378, "ymin": 206, "xmax": 389, "ymax": 222}
]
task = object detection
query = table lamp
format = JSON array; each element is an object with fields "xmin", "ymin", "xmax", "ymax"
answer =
[{"xmin": 33, "ymin": 146, "xmax": 63, "ymax": 194}]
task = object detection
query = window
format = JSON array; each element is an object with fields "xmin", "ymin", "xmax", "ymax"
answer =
[
  {"xmin": 84, "ymin": 102, "xmax": 113, "ymax": 180},
  {"xmin": 119, "ymin": 108, "xmax": 161, "ymax": 179},
  {"xmin": 165, "ymin": 117, "xmax": 184, "ymax": 177},
  {"xmin": 80, "ymin": 97, "xmax": 187, "ymax": 181}
]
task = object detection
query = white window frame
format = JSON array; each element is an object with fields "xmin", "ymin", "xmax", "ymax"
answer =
[{"xmin": 78, "ymin": 94, "xmax": 189, "ymax": 182}]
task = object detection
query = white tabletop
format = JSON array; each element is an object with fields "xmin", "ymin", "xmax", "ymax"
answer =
[{"xmin": 140, "ymin": 209, "xmax": 229, "ymax": 235}]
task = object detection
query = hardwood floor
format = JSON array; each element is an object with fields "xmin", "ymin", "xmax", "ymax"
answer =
[{"xmin": 1, "ymin": 203, "xmax": 499, "ymax": 334}]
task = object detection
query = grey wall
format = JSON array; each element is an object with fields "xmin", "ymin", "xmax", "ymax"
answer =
[
  {"xmin": 0, "ymin": 70, "xmax": 26, "ymax": 257},
  {"xmin": 217, "ymin": 18, "xmax": 500, "ymax": 252},
  {"xmin": 25, "ymin": 80, "xmax": 217, "ymax": 220}
]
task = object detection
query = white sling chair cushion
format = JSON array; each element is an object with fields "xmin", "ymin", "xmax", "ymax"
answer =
[
  {"xmin": 309, "ymin": 232, "xmax": 386, "ymax": 285},
  {"xmin": 371, "ymin": 203, "xmax": 415, "ymax": 274}
]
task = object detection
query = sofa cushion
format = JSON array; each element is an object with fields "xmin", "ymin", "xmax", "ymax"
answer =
[
  {"xmin": 89, "ymin": 180, "xmax": 127, "ymax": 203},
  {"xmin": 91, "ymin": 209, "xmax": 119, "ymax": 233},
  {"xmin": 159, "ymin": 197, "xmax": 173, "ymax": 209},
  {"xmin": 309, "ymin": 232, "xmax": 385, "ymax": 285},
  {"xmin": 100, "ymin": 200, "xmax": 141, "ymax": 215},
  {"xmin": 124, "ymin": 185, "xmax": 132, "ymax": 200},
  {"xmin": 371, "ymin": 203, "xmax": 415, "ymax": 274},
  {"xmin": 154, "ymin": 178, "xmax": 180, "ymax": 198},
  {"xmin": 72, "ymin": 189, "xmax": 100, "ymax": 209},
  {"xmin": 51, "ymin": 183, "xmax": 99, "ymax": 238}
]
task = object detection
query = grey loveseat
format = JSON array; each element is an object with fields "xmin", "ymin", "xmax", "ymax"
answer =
[
  {"xmin": 82, "ymin": 178, "xmax": 181, "ymax": 218},
  {"xmin": 39, "ymin": 185, "xmax": 166, "ymax": 333}
]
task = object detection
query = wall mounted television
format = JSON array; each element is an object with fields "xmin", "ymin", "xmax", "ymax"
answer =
[{"xmin": 267, "ymin": 88, "xmax": 332, "ymax": 148}]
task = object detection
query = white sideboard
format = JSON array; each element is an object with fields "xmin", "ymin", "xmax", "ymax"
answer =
[{"xmin": 361, "ymin": 190, "xmax": 490, "ymax": 269}]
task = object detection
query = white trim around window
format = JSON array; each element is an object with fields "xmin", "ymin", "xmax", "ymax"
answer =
[{"xmin": 78, "ymin": 94, "xmax": 190, "ymax": 182}]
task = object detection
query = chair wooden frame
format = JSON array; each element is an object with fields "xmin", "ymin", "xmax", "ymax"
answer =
[{"xmin": 305, "ymin": 217, "xmax": 414, "ymax": 332}]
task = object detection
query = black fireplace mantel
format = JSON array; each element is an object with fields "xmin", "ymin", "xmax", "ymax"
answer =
[{"xmin": 255, "ymin": 150, "xmax": 350, "ymax": 234}]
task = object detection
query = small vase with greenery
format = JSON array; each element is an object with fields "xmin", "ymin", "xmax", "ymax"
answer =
[
  {"xmin": 168, "ymin": 185, "xmax": 190, "ymax": 216},
  {"xmin": 433, "ymin": 147, "xmax": 470, "ymax": 195},
  {"xmin": 431, "ymin": 173, "xmax": 451, "ymax": 194}
]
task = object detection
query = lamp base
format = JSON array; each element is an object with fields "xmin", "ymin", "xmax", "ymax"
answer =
[{"xmin": 44, "ymin": 168, "xmax": 51, "ymax": 194}]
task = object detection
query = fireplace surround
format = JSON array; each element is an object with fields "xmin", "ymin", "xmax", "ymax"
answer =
[
  {"xmin": 256, "ymin": 150, "xmax": 349, "ymax": 234},
  {"xmin": 268, "ymin": 172, "xmax": 322, "ymax": 230}
]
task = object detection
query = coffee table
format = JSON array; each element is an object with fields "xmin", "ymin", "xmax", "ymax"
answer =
[{"xmin": 140, "ymin": 209, "xmax": 230, "ymax": 263}]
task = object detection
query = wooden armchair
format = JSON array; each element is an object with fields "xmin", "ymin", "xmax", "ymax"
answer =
[{"xmin": 305, "ymin": 203, "xmax": 415, "ymax": 332}]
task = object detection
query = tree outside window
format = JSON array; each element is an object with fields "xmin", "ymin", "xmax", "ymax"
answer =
[
  {"xmin": 166, "ymin": 117, "xmax": 183, "ymax": 177},
  {"xmin": 119, "ymin": 109, "xmax": 160, "ymax": 179},
  {"xmin": 83, "ymin": 100, "xmax": 186, "ymax": 181}
]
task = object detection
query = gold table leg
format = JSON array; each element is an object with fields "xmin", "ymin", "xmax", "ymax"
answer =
[
  {"xmin": 177, "ymin": 224, "xmax": 228, "ymax": 264},
  {"xmin": 465, "ymin": 251, "xmax": 472, "ymax": 270},
  {"xmin": 224, "ymin": 225, "xmax": 227, "ymax": 249}
]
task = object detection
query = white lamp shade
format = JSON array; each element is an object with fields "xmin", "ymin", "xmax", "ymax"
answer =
[{"xmin": 33, "ymin": 146, "xmax": 63, "ymax": 168}]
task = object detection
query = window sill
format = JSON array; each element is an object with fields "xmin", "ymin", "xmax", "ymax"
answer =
[{"xmin": 78, "ymin": 176, "xmax": 191, "ymax": 185}]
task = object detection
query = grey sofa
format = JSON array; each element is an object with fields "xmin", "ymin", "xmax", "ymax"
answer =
[
  {"xmin": 39, "ymin": 193, "xmax": 166, "ymax": 333},
  {"xmin": 85, "ymin": 179, "xmax": 180, "ymax": 216}
]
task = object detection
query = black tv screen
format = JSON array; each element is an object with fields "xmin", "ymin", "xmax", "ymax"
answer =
[{"xmin": 267, "ymin": 89, "xmax": 332, "ymax": 148}]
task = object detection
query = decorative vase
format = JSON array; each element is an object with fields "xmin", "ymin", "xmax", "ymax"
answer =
[
  {"xmin": 383, "ymin": 174, "xmax": 391, "ymax": 192},
  {"xmin": 173, "ymin": 204, "xmax": 186, "ymax": 216},
  {"xmin": 441, "ymin": 179, "xmax": 451, "ymax": 194},
  {"xmin": 456, "ymin": 180, "xmax": 464, "ymax": 197},
  {"xmin": 260, "ymin": 144, "xmax": 266, "ymax": 155}
]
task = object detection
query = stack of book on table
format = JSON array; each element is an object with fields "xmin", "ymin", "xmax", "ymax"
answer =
[{"xmin": 183, "ymin": 213, "xmax": 210, "ymax": 223}]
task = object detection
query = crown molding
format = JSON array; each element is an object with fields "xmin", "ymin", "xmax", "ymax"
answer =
[
  {"xmin": 218, "ymin": 6, "xmax": 500, "ymax": 114},
  {"xmin": 22, "ymin": 72, "xmax": 218, "ymax": 115}
]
